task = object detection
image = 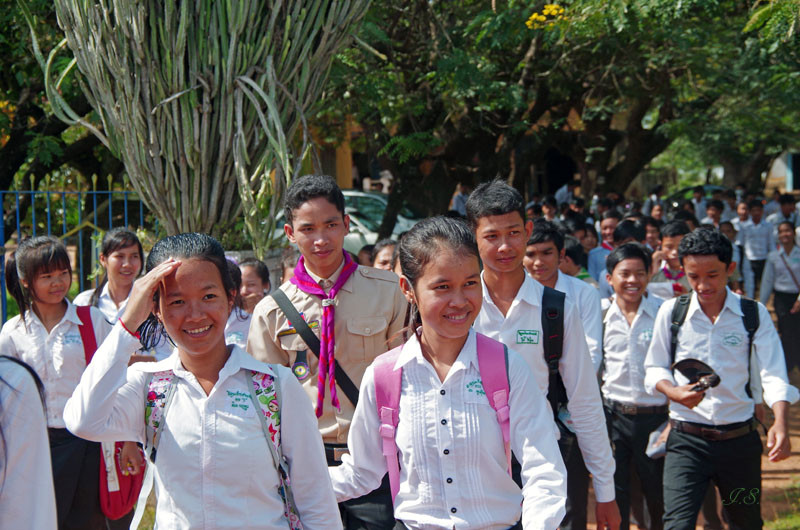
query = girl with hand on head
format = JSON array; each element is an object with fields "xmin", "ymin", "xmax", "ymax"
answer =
[
  {"xmin": 0, "ymin": 236, "xmax": 113, "ymax": 529},
  {"xmin": 329, "ymin": 217, "xmax": 567, "ymax": 530},
  {"xmin": 64, "ymin": 233, "xmax": 339, "ymax": 529}
]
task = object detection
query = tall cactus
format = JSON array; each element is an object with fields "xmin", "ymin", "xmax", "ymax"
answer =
[{"xmin": 21, "ymin": 1, "xmax": 369, "ymax": 255}]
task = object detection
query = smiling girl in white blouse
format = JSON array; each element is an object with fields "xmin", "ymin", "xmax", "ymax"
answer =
[
  {"xmin": 64, "ymin": 233, "xmax": 339, "ymax": 529},
  {"xmin": 329, "ymin": 216, "xmax": 567, "ymax": 530}
]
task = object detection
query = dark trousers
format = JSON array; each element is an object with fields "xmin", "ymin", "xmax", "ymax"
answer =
[
  {"xmin": 328, "ymin": 445, "xmax": 396, "ymax": 529},
  {"xmin": 605, "ymin": 409, "xmax": 666, "ymax": 530},
  {"xmin": 49, "ymin": 428, "xmax": 106, "ymax": 530},
  {"xmin": 663, "ymin": 428, "xmax": 762, "ymax": 530},
  {"xmin": 773, "ymin": 291, "xmax": 800, "ymax": 372},
  {"xmin": 558, "ymin": 429, "xmax": 591, "ymax": 530},
  {"xmin": 751, "ymin": 259, "xmax": 766, "ymax": 296}
]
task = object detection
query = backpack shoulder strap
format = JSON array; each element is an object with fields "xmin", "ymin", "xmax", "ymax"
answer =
[
  {"xmin": 248, "ymin": 368, "xmax": 303, "ymax": 528},
  {"xmin": 75, "ymin": 305, "xmax": 97, "ymax": 364},
  {"xmin": 475, "ymin": 333, "xmax": 512, "ymax": 478},
  {"xmin": 740, "ymin": 297, "xmax": 759, "ymax": 399},
  {"xmin": 372, "ymin": 345, "xmax": 405, "ymax": 504},
  {"xmin": 669, "ymin": 294, "xmax": 692, "ymax": 365},
  {"xmin": 541, "ymin": 286, "xmax": 566, "ymax": 414},
  {"xmin": 144, "ymin": 370, "xmax": 177, "ymax": 464}
]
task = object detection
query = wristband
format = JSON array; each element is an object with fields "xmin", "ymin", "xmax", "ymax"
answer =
[{"xmin": 119, "ymin": 318, "xmax": 141, "ymax": 339}]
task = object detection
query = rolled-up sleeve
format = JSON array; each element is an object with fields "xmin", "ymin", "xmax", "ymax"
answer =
[{"xmin": 644, "ymin": 299, "xmax": 678, "ymax": 394}]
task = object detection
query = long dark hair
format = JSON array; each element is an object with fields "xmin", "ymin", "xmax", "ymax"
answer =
[
  {"xmin": 138, "ymin": 233, "xmax": 236, "ymax": 349},
  {"xmin": 397, "ymin": 216, "xmax": 480, "ymax": 335},
  {"xmin": 90, "ymin": 228, "xmax": 144, "ymax": 307},
  {"xmin": 5, "ymin": 236, "xmax": 71, "ymax": 324}
]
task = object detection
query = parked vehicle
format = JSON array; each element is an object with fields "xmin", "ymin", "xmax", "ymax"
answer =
[{"xmin": 343, "ymin": 190, "xmax": 423, "ymax": 236}]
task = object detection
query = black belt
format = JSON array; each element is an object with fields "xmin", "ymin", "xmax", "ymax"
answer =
[
  {"xmin": 325, "ymin": 443, "xmax": 349, "ymax": 465},
  {"xmin": 605, "ymin": 399, "xmax": 668, "ymax": 416},
  {"xmin": 669, "ymin": 418, "xmax": 758, "ymax": 441}
]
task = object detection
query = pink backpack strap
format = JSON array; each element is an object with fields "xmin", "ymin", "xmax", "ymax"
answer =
[
  {"xmin": 75, "ymin": 305, "xmax": 97, "ymax": 364},
  {"xmin": 372, "ymin": 345, "xmax": 404, "ymax": 504},
  {"xmin": 475, "ymin": 333, "xmax": 512, "ymax": 477}
]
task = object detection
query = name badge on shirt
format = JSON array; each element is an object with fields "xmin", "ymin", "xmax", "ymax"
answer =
[
  {"xmin": 723, "ymin": 333, "xmax": 743, "ymax": 346},
  {"xmin": 516, "ymin": 330, "xmax": 540, "ymax": 344},
  {"xmin": 639, "ymin": 328, "xmax": 653, "ymax": 343},
  {"xmin": 62, "ymin": 333, "xmax": 82, "ymax": 346},
  {"xmin": 225, "ymin": 390, "xmax": 255, "ymax": 417}
]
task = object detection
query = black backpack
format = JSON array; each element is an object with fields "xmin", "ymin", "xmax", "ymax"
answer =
[
  {"xmin": 541, "ymin": 286, "xmax": 567, "ymax": 418},
  {"xmin": 669, "ymin": 294, "xmax": 759, "ymax": 397}
]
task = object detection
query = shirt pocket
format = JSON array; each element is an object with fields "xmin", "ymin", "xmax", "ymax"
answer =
[{"xmin": 346, "ymin": 317, "xmax": 389, "ymax": 361}]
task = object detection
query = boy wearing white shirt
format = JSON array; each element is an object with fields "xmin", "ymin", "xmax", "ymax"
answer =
[
  {"xmin": 602, "ymin": 243, "xmax": 667, "ymax": 530},
  {"xmin": 645, "ymin": 228, "xmax": 798, "ymax": 529},
  {"xmin": 466, "ymin": 181, "xmax": 620, "ymax": 530},
  {"xmin": 738, "ymin": 200, "xmax": 775, "ymax": 298}
]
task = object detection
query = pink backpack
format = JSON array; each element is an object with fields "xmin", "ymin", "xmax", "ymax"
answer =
[{"xmin": 373, "ymin": 332, "xmax": 511, "ymax": 503}]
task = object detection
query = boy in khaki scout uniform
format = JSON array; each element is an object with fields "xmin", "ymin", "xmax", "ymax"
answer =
[{"xmin": 247, "ymin": 174, "xmax": 407, "ymax": 529}]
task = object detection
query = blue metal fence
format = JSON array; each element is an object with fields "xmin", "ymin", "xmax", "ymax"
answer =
[{"xmin": 1, "ymin": 190, "xmax": 151, "ymax": 323}]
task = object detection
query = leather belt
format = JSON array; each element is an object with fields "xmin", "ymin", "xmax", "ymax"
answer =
[
  {"xmin": 605, "ymin": 399, "xmax": 668, "ymax": 416},
  {"xmin": 325, "ymin": 443, "xmax": 349, "ymax": 465},
  {"xmin": 669, "ymin": 418, "xmax": 758, "ymax": 441}
]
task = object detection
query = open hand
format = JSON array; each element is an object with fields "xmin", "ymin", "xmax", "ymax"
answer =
[{"xmin": 767, "ymin": 423, "xmax": 791, "ymax": 462}]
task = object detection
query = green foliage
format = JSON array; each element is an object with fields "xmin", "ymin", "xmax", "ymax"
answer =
[{"xmin": 745, "ymin": 0, "xmax": 800, "ymax": 45}]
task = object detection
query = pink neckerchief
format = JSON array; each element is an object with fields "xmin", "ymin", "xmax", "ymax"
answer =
[
  {"xmin": 290, "ymin": 251, "xmax": 358, "ymax": 417},
  {"xmin": 661, "ymin": 265, "xmax": 684, "ymax": 281}
]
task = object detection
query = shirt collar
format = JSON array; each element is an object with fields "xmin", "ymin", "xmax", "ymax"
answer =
[
  {"xmin": 687, "ymin": 287, "xmax": 742, "ymax": 319},
  {"xmin": 306, "ymin": 258, "xmax": 346, "ymax": 291},
  {"xmin": 160, "ymin": 344, "xmax": 272, "ymax": 380},
  {"xmin": 605, "ymin": 295, "xmax": 657, "ymax": 324},
  {"xmin": 394, "ymin": 328, "xmax": 478, "ymax": 373}
]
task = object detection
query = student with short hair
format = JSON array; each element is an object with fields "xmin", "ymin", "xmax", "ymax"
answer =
[
  {"xmin": 560, "ymin": 236, "xmax": 599, "ymax": 288},
  {"xmin": 602, "ymin": 243, "xmax": 667, "ymax": 530},
  {"xmin": 596, "ymin": 220, "xmax": 647, "ymax": 298},
  {"xmin": 239, "ymin": 257, "xmax": 271, "ymax": 313},
  {"xmin": 644, "ymin": 228, "xmax": 799, "ymax": 529},
  {"xmin": 588, "ymin": 210, "xmax": 622, "ymax": 280},
  {"xmin": 642, "ymin": 216, "xmax": 662, "ymax": 251},
  {"xmin": 700, "ymin": 200, "xmax": 724, "ymax": 228},
  {"xmin": 330, "ymin": 216, "xmax": 568, "ymax": 529},
  {"xmin": 467, "ymin": 180, "xmax": 620, "ymax": 530},
  {"xmin": 738, "ymin": 199, "xmax": 775, "ymax": 298},
  {"xmin": 649, "ymin": 221, "xmax": 692, "ymax": 299},
  {"xmin": 371, "ymin": 239, "xmax": 397, "ymax": 271},
  {"xmin": 766, "ymin": 193, "xmax": 799, "ymax": 238},
  {"xmin": 247, "ymin": 174, "xmax": 408, "ymax": 528}
]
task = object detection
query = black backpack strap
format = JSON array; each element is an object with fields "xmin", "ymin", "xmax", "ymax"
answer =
[
  {"xmin": 669, "ymin": 294, "xmax": 692, "ymax": 365},
  {"xmin": 740, "ymin": 297, "xmax": 759, "ymax": 399},
  {"xmin": 270, "ymin": 289, "xmax": 360, "ymax": 407},
  {"xmin": 541, "ymin": 286, "xmax": 566, "ymax": 415}
]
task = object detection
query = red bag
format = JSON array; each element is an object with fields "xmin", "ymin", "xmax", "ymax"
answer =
[{"xmin": 76, "ymin": 306, "xmax": 145, "ymax": 519}]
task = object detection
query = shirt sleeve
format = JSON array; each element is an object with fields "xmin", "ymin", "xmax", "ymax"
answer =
[
  {"xmin": 644, "ymin": 299, "xmax": 678, "ymax": 394},
  {"xmin": 328, "ymin": 364, "xmax": 388, "ymax": 502},
  {"xmin": 0, "ymin": 321, "xmax": 20, "ymax": 359},
  {"xmin": 63, "ymin": 322, "xmax": 148, "ymax": 442},
  {"xmin": 386, "ymin": 283, "xmax": 409, "ymax": 350},
  {"xmin": 753, "ymin": 303, "xmax": 800, "ymax": 407},
  {"xmin": 558, "ymin": 304, "xmax": 616, "ymax": 502},
  {"xmin": 507, "ymin": 350, "xmax": 567, "ymax": 529},
  {"xmin": 0, "ymin": 360, "xmax": 57, "ymax": 530},
  {"xmin": 579, "ymin": 285, "xmax": 604, "ymax": 373},
  {"xmin": 759, "ymin": 255, "xmax": 776, "ymax": 305},
  {"xmin": 246, "ymin": 300, "xmax": 290, "ymax": 365},
  {"xmin": 278, "ymin": 366, "xmax": 342, "ymax": 529}
]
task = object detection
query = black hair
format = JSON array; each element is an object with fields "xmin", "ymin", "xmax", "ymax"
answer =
[
  {"xmin": 138, "ymin": 233, "xmax": 236, "ymax": 349},
  {"xmin": 541, "ymin": 195, "xmax": 558, "ymax": 208},
  {"xmin": 6, "ymin": 236, "xmax": 72, "ymax": 325},
  {"xmin": 673, "ymin": 210, "xmax": 699, "ymax": 227},
  {"xmin": 598, "ymin": 197, "xmax": 615, "ymax": 210},
  {"xmin": 779, "ymin": 193, "xmax": 795, "ymax": 205},
  {"xmin": 641, "ymin": 216, "xmax": 661, "ymax": 230},
  {"xmin": 527, "ymin": 203, "xmax": 543, "ymax": 218},
  {"xmin": 747, "ymin": 199, "xmax": 764, "ymax": 210},
  {"xmin": 584, "ymin": 223, "xmax": 598, "ymax": 239},
  {"xmin": 693, "ymin": 186, "xmax": 704, "ymax": 194},
  {"xmin": 529, "ymin": 220, "xmax": 565, "ymax": 251},
  {"xmin": 612, "ymin": 219, "xmax": 645, "ymax": 243},
  {"xmin": 601, "ymin": 209, "xmax": 622, "ymax": 221},
  {"xmin": 239, "ymin": 257, "xmax": 271, "ymax": 288},
  {"xmin": 465, "ymin": 179, "xmax": 525, "ymax": 229},
  {"xmin": 563, "ymin": 236, "xmax": 587, "ymax": 268},
  {"xmin": 398, "ymin": 216, "xmax": 479, "ymax": 333},
  {"xmin": 778, "ymin": 220, "xmax": 796, "ymax": 232},
  {"xmin": 371, "ymin": 239, "xmax": 397, "ymax": 266},
  {"xmin": 719, "ymin": 221, "xmax": 735, "ymax": 231},
  {"xmin": 358, "ymin": 244, "xmax": 374, "ymax": 256},
  {"xmin": 661, "ymin": 220, "xmax": 691, "ymax": 238},
  {"xmin": 706, "ymin": 199, "xmax": 724, "ymax": 212},
  {"xmin": 679, "ymin": 200, "xmax": 696, "ymax": 214},
  {"xmin": 563, "ymin": 216, "xmax": 587, "ymax": 236},
  {"xmin": 678, "ymin": 227, "xmax": 732, "ymax": 266},
  {"xmin": 90, "ymin": 228, "xmax": 144, "ymax": 307},
  {"xmin": 606, "ymin": 242, "xmax": 652, "ymax": 274},
  {"xmin": 279, "ymin": 248, "xmax": 299, "ymax": 284},
  {"xmin": 226, "ymin": 260, "xmax": 248, "ymax": 321},
  {"xmin": 570, "ymin": 197, "xmax": 585, "ymax": 208},
  {"xmin": 283, "ymin": 174, "xmax": 345, "ymax": 225}
]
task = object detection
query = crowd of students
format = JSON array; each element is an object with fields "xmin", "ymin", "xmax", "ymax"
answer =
[{"xmin": 0, "ymin": 175, "xmax": 797, "ymax": 530}]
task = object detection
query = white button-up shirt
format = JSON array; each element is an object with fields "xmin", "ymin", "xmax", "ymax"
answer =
[
  {"xmin": 737, "ymin": 219, "xmax": 776, "ymax": 261},
  {"xmin": 225, "ymin": 310, "xmax": 252, "ymax": 349},
  {"xmin": 330, "ymin": 330, "xmax": 567, "ymax": 530},
  {"xmin": 64, "ymin": 324, "xmax": 340, "ymax": 530},
  {"xmin": 74, "ymin": 283, "xmax": 125, "ymax": 321},
  {"xmin": 644, "ymin": 289, "xmax": 799, "ymax": 425},
  {"xmin": 473, "ymin": 273, "xmax": 616, "ymax": 502},
  {"xmin": 0, "ymin": 301, "xmax": 112, "ymax": 428},
  {"xmin": 0, "ymin": 358, "xmax": 57, "ymax": 530},
  {"xmin": 555, "ymin": 271, "xmax": 603, "ymax": 372},
  {"xmin": 760, "ymin": 245, "xmax": 800, "ymax": 302},
  {"xmin": 601, "ymin": 296, "xmax": 667, "ymax": 407}
]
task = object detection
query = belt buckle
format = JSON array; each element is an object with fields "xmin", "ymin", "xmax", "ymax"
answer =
[
  {"xmin": 333, "ymin": 447, "xmax": 349, "ymax": 461},
  {"xmin": 700, "ymin": 427, "xmax": 722, "ymax": 441},
  {"xmin": 621, "ymin": 403, "xmax": 637, "ymax": 415}
]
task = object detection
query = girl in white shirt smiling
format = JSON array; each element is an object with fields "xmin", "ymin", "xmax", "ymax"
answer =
[
  {"xmin": 1, "ymin": 236, "xmax": 112, "ymax": 529},
  {"xmin": 64, "ymin": 233, "xmax": 339, "ymax": 529},
  {"xmin": 330, "ymin": 216, "xmax": 567, "ymax": 530}
]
